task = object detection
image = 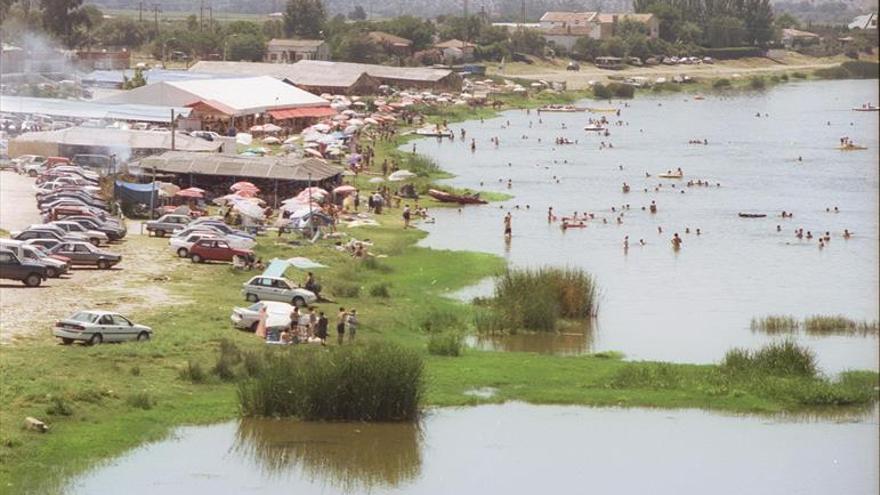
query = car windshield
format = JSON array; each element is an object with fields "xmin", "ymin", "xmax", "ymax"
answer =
[
  {"xmin": 247, "ymin": 303, "xmax": 263, "ymax": 312},
  {"xmin": 69, "ymin": 312, "xmax": 98, "ymax": 323}
]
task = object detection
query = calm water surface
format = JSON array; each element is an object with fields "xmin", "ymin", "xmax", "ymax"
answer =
[
  {"xmin": 413, "ymin": 80, "xmax": 879, "ymax": 372},
  {"xmin": 66, "ymin": 403, "xmax": 879, "ymax": 495}
]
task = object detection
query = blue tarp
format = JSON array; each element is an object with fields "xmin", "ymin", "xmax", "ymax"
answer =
[
  {"xmin": 114, "ymin": 180, "xmax": 158, "ymax": 206},
  {"xmin": 262, "ymin": 259, "xmax": 290, "ymax": 278}
]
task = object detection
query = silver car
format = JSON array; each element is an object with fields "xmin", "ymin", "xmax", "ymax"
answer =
[
  {"xmin": 231, "ymin": 301, "xmax": 294, "ymax": 332},
  {"xmin": 241, "ymin": 275, "xmax": 317, "ymax": 307},
  {"xmin": 53, "ymin": 310, "xmax": 153, "ymax": 345}
]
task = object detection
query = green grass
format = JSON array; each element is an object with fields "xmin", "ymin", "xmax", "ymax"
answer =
[
  {"xmin": 814, "ymin": 61, "xmax": 880, "ymax": 80},
  {"xmin": 427, "ymin": 332, "xmax": 464, "ymax": 357},
  {"xmin": 750, "ymin": 315, "xmax": 800, "ymax": 334},
  {"xmin": 238, "ymin": 343, "xmax": 424, "ymax": 421},
  {"xmin": 721, "ymin": 340, "xmax": 817, "ymax": 378}
]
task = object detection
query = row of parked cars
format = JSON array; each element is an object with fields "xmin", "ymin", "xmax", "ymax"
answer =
[
  {"xmin": 0, "ymin": 159, "xmax": 127, "ymax": 286},
  {"xmin": 10, "ymin": 154, "xmax": 115, "ymax": 177}
]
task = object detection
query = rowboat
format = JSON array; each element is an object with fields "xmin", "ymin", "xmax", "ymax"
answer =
[
  {"xmin": 838, "ymin": 144, "xmax": 868, "ymax": 151},
  {"xmin": 583, "ymin": 125, "xmax": 606, "ymax": 132},
  {"xmin": 586, "ymin": 108, "xmax": 618, "ymax": 113},
  {"xmin": 428, "ymin": 189, "xmax": 488, "ymax": 205},
  {"xmin": 738, "ymin": 213, "xmax": 767, "ymax": 218},
  {"xmin": 415, "ymin": 127, "xmax": 454, "ymax": 138},
  {"xmin": 658, "ymin": 172, "xmax": 684, "ymax": 179},
  {"xmin": 539, "ymin": 105, "xmax": 582, "ymax": 112},
  {"xmin": 852, "ymin": 105, "xmax": 878, "ymax": 112}
]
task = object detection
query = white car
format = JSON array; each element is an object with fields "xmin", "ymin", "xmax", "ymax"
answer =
[
  {"xmin": 169, "ymin": 232, "xmax": 222, "ymax": 257},
  {"xmin": 231, "ymin": 301, "xmax": 294, "ymax": 332},
  {"xmin": 50, "ymin": 221, "xmax": 109, "ymax": 245},
  {"xmin": 53, "ymin": 310, "xmax": 152, "ymax": 345},
  {"xmin": 241, "ymin": 275, "xmax": 317, "ymax": 306},
  {"xmin": 172, "ymin": 227, "xmax": 255, "ymax": 248}
]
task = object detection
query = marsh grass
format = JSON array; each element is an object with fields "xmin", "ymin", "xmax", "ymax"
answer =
[
  {"xmin": 609, "ymin": 363, "xmax": 683, "ymax": 389},
  {"xmin": 804, "ymin": 316, "xmax": 879, "ymax": 336},
  {"xmin": 369, "ymin": 282, "xmax": 392, "ymax": 298},
  {"xmin": 45, "ymin": 396, "xmax": 73, "ymax": 416},
  {"xmin": 721, "ymin": 340, "xmax": 817, "ymax": 378},
  {"xmin": 477, "ymin": 267, "xmax": 598, "ymax": 333},
  {"xmin": 414, "ymin": 307, "xmax": 464, "ymax": 334},
  {"xmin": 238, "ymin": 343, "xmax": 424, "ymax": 421},
  {"xmin": 178, "ymin": 360, "xmax": 207, "ymax": 384},
  {"xmin": 427, "ymin": 332, "xmax": 463, "ymax": 357},
  {"xmin": 331, "ymin": 282, "xmax": 361, "ymax": 298},
  {"xmin": 750, "ymin": 315, "xmax": 800, "ymax": 334},
  {"xmin": 749, "ymin": 76, "xmax": 767, "ymax": 89},
  {"xmin": 125, "ymin": 392, "xmax": 154, "ymax": 410}
]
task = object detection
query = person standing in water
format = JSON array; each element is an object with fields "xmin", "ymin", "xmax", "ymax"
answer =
[
  {"xmin": 503, "ymin": 213, "xmax": 512, "ymax": 240},
  {"xmin": 671, "ymin": 233, "xmax": 683, "ymax": 250}
]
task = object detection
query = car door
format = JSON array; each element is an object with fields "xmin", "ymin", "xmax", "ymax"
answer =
[
  {"xmin": 0, "ymin": 251, "xmax": 24, "ymax": 279},
  {"xmin": 275, "ymin": 279, "xmax": 292, "ymax": 302},
  {"xmin": 215, "ymin": 241, "xmax": 232, "ymax": 261},
  {"xmin": 95, "ymin": 314, "xmax": 116, "ymax": 341},
  {"xmin": 252, "ymin": 277, "xmax": 270, "ymax": 300},
  {"xmin": 111, "ymin": 315, "xmax": 135, "ymax": 341}
]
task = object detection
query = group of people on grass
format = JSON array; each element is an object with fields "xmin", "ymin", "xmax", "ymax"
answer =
[{"xmin": 270, "ymin": 306, "xmax": 359, "ymax": 346}]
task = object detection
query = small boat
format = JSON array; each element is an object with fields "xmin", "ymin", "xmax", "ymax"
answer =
[
  {"xmin": 658, "ymin": 171, "xmax": 684, "ymax": 179},
  {"xmin": 539, "ymin": 105, "xmax": 582, "ymax": 113},
  {"xmin": 415, "ymin": 127, "xmax": 454, "ymax": 138},
  {"xmin": 738, "ymin": 213, "xmax": 767, "ymax": 218},
  {"xmin": 562, "ymin": 222, "xmax": 587, "ymax": 229},
  {"xmin": 428, "ymin": 189, "xmax": 487, "ymax": 205},
  {"xmin": 693, "ymin": 95, "xmax": 705, "ymax": 100},
  {"xmin": 852, "ymin": 104, "xmax": 879, "ymax": 112},
  {"xmin": 838, "ymin": 143, "xmax": 868, "ymax": 151},
  {"xmin": 586, "ymin": 107, "xmax": 618, "ymax": 113},
  {"xmin": 583, "ymin": 125, "xmax": 606, "ymax": 132}
]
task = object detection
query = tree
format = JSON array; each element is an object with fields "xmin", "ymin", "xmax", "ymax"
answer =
[
  {"xmin": 226, "ymin": 33, "xmax": 266, "ymax": 61},
  {"xmin": 572, "ymin": 37, "xmax": 601, "ymax": 61},
  {"xmin": 40, "ymin": 0, "xmax": 92, "ymax": 47},
  {"xmin": 263, "ymin": 19, "xmax": 284, "ymax": 39},
  {"xmin": 332, "ymin": 31, "xmax": 381, "ymax": 63},
  {"xmin": 122, "ymin": 67, "xmax": 147, "ymax": 89},
  {"xmin": 509, "ymin": 28, "xmax": 545, "ymax": 56},
  {"xmin": 705, "ymin": 15, "xmax": 747, "ymax": 47},
  {"xmin": 378, "ymin": 15, "xmax": 435, "ymax": 50},
  {"xmin": 774, "ymin": 13, "xmax": 800, "ymax": 29},
  {"xmin": 600, "ymin": 37, "xmax": 627, "ymax": 57},
  {"xmin": 284, "ymin": 0, "xmax": 325, "ymax": 38},
  {"xmin": 349, "ymin": 5, "xmax": 367, "ymax": 21},
  {"xmin": 95, "ymin": 17, "xmax": 149, "ymax": 47}
]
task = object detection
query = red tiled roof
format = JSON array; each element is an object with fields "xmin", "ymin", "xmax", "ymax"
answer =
[{"xmin": 268, "ymin": 106, "xmax": 336, "ymax": 119}]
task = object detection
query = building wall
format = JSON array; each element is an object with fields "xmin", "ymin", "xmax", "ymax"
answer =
[
  {"xmin": 543, "ymin": 34, "xmax": 581, "ymax": 51},
  {"xmin": 265, "ymin": 43, "xmax": 330, "ymax": 63}
]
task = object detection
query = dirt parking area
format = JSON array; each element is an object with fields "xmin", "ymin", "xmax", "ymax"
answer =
[{"xmin": 0, "ymin": 174, "xmax": 187, "ymax": 344}]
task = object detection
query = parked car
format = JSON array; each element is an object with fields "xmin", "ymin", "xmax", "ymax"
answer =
[
  {"xmin": 53, "ymin": 310, "xmax": 152, "ymax": 345},
  {"xmin": 72, "ymin": 154, "xmax": 113, "ymax": 174},
  {"xmin": 145, "ymin": 214, "xmax": 191, "ymax": 237},
  {"xmin": 50, "ymin": 221, "xmax": 109, "ymax": 245},
  {"xmin": 64, "ymin": 216, "xmax": 126, "ymax": 241},
  {"xmin": 0, "ymin": 249, "xmax": 48, "ymax": 287},
  {"xmin": 12, "ymin": 227, "xmax": 82, "ymax": 243},
  {"xmin": 12, "ymin": 155, "xmax": 46, "ymax": 175},
  {"xmin": 188, "ymin": 239, "xmax": 254, "ymax": 264},
  {"xmin": 231, "ymin": 301, "xmax": 294, "ymax": 332},
  {"xmin": 0, "ymin": 239, "xmax": 68, "ymax": 278},
  {"xmin": 49, "ymin": 241, "xmax": 121, "ymax": 269},
  {"xmin": 188, "ymin": 220, "xmax": 254, "ymax": 239},
  {"xmin": 24, "ymin": 238, "xmax": 64, "ymax": 251},
  {"xmin": 566, "ymin": 62, "xmax": 580, "ymax": 71},
  {"xmin": 241, "ymin": 275, "xmax": 317, "ymax": 306}
]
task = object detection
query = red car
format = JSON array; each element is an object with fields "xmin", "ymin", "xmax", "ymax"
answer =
[{"xmin": 188, "ymin": 239, "xmax": 254, "ymax": 264}]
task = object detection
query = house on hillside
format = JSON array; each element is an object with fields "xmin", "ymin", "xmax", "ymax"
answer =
[
  {"xmin": 264, "ymin": 39, "xmax": 330, "ymax": 63},
  {"xmin": 538, "ymin": 11, "xmax": 659, "ymax": 51},
  {"xmin": 433, "ymin": 39, "xmax": 477, "ymax": 62},
  {"xmin": 781, "ymin": 28, "xmax": 820, "ymax": 48},
  {"xmin": 848, "ymin": 13, "xmax": 878, "ymax": 30},
  {"xmin": 76, "ymin": 49, "xmax": 131, "ymax": 70},
  {"xmin": 368, "ymin": 31, "xmax": 413, "ymax": 56}
]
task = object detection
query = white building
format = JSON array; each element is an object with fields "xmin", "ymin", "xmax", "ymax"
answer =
[{"xmin": 848, "ymin": 13, "xmax": 878, "ymax": 30}]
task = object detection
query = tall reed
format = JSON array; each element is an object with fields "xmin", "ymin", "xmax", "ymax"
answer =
[
  {"xmin": 721, "ymin": 340, "xmax": 817, "ymax": 378},
  {"xmin": 804, "ymin": 316, "xmax": 879, "ymax": 336},
  {"xmin": 238, "ymin": 343, "xmax": 424, "ymax": 421},
  {"xmin": 750, "ymin": 315, "xmax": 799, "ymax": 334}
]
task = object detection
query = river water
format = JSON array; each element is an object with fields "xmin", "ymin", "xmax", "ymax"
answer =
[
  {"xmin": 413, "ymin": 79, "xmax": 879, "ymax": 373},
  {"xmin": 65, "ymin": 403, "xmax": 879, "ymax": 495}
]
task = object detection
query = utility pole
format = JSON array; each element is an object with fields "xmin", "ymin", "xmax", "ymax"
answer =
[
  {"xmin": 463, "ymin": 0, "xmax": 468, "ymax": 17},
  {"xmin": 153, "ymin": 4, "xmax": 161, "ymax": 32},
  {"xmin": 521, "ymin": 0, "xmax": 526, "ymax": 25},
  {"xmin": 138, "ymin": 1, "xmax": 144, "ymax": 22},
  {"xmin": 208, "ymin": 7, "xmax": 213, "ymax": 32},
  {"xmin": 170, "ymin": 109, "xmax": 176, "ymax": 151},
  {"xmin": 199, "ymin": 0, "xmax": 204, "ymax": 30}
]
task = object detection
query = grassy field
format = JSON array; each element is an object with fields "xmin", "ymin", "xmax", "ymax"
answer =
[{"xmin": 1, "ymin": 85, "xmax": 878, "ymax": 493}]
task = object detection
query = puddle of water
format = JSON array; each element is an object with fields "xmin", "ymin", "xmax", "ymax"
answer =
[
  {"xmin": 64, "ymin": 403, "xmax": 879, "ymax": 495},
  {"xmin": 416, "ymin": 80, "xmax": 880, "ymax": 373},
  {"xmin": 465, "ymin": 327, "xmax": 595, "ymax": 356}
]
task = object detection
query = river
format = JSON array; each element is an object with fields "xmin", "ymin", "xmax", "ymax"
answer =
[
  {"xmin": 413, "ymin": 79, "xmax": 879, "ymax": 373},
  {"xmin": 64, "ymin": 403, "xmax": 879, "ymax": 495}
]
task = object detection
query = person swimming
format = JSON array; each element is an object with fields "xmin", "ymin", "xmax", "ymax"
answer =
[{"xmin": 671, "ymin": 233, "xmax": 683, "ymax": 250}]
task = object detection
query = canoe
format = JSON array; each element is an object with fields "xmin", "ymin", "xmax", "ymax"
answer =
[
  {"xmin": 586, "ymin": 108, "xmax": 618, "ymax": 113},
  {"xmin": 415, "ymin": 130, "xmax": 454, "ymax": 138},
  {"xmin": 852, "ymin": 107, "xmax": 879, "ymax": 112},
  {"xmin": 428, "ymin": 189, "xmax": 488, "ymax": 205},
  {"xmin": 838, "ymin": 144, "xmax": 867, "ymax": 151},
  {"xmin": 738, "ymin": 213, "xmax": 767, "ymax": 218},
  {"xmin": 658, "ymin": 172, "xmax": 684, "ymax": 179},
  {"xmin": 583, "ymin": 125, "xmax": 606, "ymax": 132},
  {"xmin": 562, "ymin": 223, "xmax": 587, "ymax": 229},
  {"xmin": 539, "ymin": 106, "xmax": 582, "ymax": 112}
]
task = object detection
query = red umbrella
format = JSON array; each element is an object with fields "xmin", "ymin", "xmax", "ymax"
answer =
[
  {"xmin": 333, "ymin": 185, "xmax": 357, "ymax": 195},
  {"xmin": 176, "ymin": 188, "xmax": 204, "ymax": 199},
  {"xmin": 231, "ymin": 181, "xmax": 258, "ymax": 192}
]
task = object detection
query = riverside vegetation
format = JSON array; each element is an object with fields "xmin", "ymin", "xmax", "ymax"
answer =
[{"xmin": 2, "ymin": 80, "xmax": 879, "ymax": 494}]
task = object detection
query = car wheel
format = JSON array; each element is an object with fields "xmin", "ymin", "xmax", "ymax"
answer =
[
  {"xmin": 61, "ymin": 338, "xmax": 74, "ymax": 345},
  {"xmin": 191, "ymin": 254, "xmax": 202, "ymax": 263},
  {"xmin": 292, "ymin": 296, "xmax": 305, "ymax": 307},
  {"xmin": 177, "ymin": 247, "xmax": 188, "ymax": 258},
  {"xmin": 89, "ymin": 333, "xmax": 103, "ymax": 345},
  {"xmin": 45, "ymin": 266, "xmax": 58, "ymax": 278},
  {"xmin": 137, "ymin": 331, "xmax": 150, "ymax": 342},
  {"xmin": 23, "ymin": 273, "xmax": 42, "ymax": 287},
  {"xmin": 246, "ymin": 293, "xmax": 259, "ymax": 303},
  {"xmin": 155, "ymin": 229, "xmax": 165, "ymax": 238},
  {"xmin": 28, "ymin": 170, "xmax": 37, "ymax": 177},
  {"xmin": 97, "ymin": 259, "xmax": 110, "ymax": 270}
]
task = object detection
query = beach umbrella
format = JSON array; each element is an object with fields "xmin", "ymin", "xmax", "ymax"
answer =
[
  {"xmin": 364, "ymin": 117, "xmax": 379, "ymax": 125},
  {"xmin": 232, "ymin": 200, "xmax": 265, "ymax": 220},
  {"xmin": 347, "ymin": 153, "xmax": 362, "ymax": 164},
  {"xmin": 283, "ymin": 136, "xmax": 300, "ymax": 144},
  {"xmin": 231, "ymin": 181, "xmax": 258, "ymax": 192},
  {"xmin": 286, "ymin": 257, "xmax": 327, "ymax": 269},
  {"xmin": 176, "ymin": 187, "xmax": 204, "ymax": 199},
  {"xmin": 249, "ymin": 124, "xmax": 264, "ymax": 132},
  {"xmin": 235, "ymin": 133, "xmax": 253, "ymax": 145},
  {"xmin": 343, "ymin": 125, "xmax": 359, "ymax": 135},
  {"xmin": 368, "ymin": 177, "xmax": 385, "ymax": 184},
  {"xmin": 262, "ymin": 136, "xmax": 281, "ymax": 145},
  {"xmin": 262, "ymin": 123, "xmax": 282, "ymax": 133},
  {"xmin": 388, "ymin": 170, "xmax": 417, "ymax": 181},
  {"xmin": 304, "ymin": 148, "xmax": 323, "ymax": 158},
  {"xmin": 312, "ymin": 123, "xmax": 331, "ymax": 132},
  {"xmin": 333, "ymin": 185, "xmax": 357, "ymax": 195},
  {"xmin": 341, "ymin": 169, "xmax": 356, "ymax": 177}
]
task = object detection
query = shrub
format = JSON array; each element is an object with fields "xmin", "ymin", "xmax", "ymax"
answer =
[
  {"xmin": 332, "ymin": 283, "xmax": 361, "ymax": 298},
  {"xmin": 427, "ymin": 332, "xmax": 463, "ymax": 357},
  {"xmin": 609, "ymin": 363, "xmax": 683, "ymax": 389},
  {"xmin": 721, "ymin": 340, "xmax": 817, "ymax": 378},
  {"xmin": 779, "ymin": 73, "xmax": 789, "ymax": 81},
  {"xmin": 415, "ymin": 307, "xmax": 463, "ymax": 334},
  {"xmin": 749, "ymin": 76, "xmax": 766, "ymax": 90},
  {"xmin": 369, "ymin": 282, "xmax": 391, "ymax": 298},
  {"xmin": 473, "ymin": 307, "xmax": 506, "ymax": 334},
  {"xmin": 814, "ymin": 61, "xmax": 879, "ymax": 80},
  {"xmin": 126, "ymin": 392, "xmax": 154, "ymax": 410},
  {"xmin": 179, "ymin": 360, "xmax": 207, "ymax": 383},
  {"xmin": 45, "ymin": 396, "xmax": 73, "ymax": 416},
  {"xmin": 607, "ymin": 82, "xmax": 634, "ymax": 98},
  {"xmin": 129, "ymin": 366, "xmax": 141, "ymax": 376},
  {"xmin": 242, "ymin": 351, "xmax": 264, "ymax": 377},
  {"xmin": 592, "ymin": 83, "xmax": 612, "ymax": 99},
  {"xmin": 712, "ymin": 78, "xmax": 731, "ymax": 88},
  {"xmin": 362, "ymin": 256, "xmax": 391, "ymax": 272},
  {"xmin": 238, "ymin": 343, "xmax": 424, "ymax": 421},
  {"xmin": 212, "ymin": 355, "xmax": 237, "ymax": 382},
  {"xmin": 791, "ymin": 71, "xmax": 807, "ymax": 79}
]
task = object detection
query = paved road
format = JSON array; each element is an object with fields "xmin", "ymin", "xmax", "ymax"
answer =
[{"xmin": 0, "ymin": 171, "xmax": 41, "ymax": 232}]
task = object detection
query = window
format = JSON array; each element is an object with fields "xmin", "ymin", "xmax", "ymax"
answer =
[
  {"xmin": 75, "ymin": 244, "xmax": 91, "ymax": 253},
  {"xmin": 217, "ymin": 241, "xmax": 230, "ymax": 249},
  {"xmin": 111, "ymin": 315, "xmax": 131, "ymax": 326},
  {"xmin": 0, "ymin": 252, "xmax": 15, "ymax": 263},
  {"xmin": 98, "ymin": 315, "xmax": 114, "ymax": 325}
]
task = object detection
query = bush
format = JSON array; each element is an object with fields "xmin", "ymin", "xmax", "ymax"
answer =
[
  {"xmin": 427, "ymin": 332, "xmax": 463, "ymax": 357},
  {"xmin": 362, "ymin": 256, "xmax": 391, "ymax": 272},
  {"xmin": 592, "ymin": 83, "xmax": 612, "ymax": 99},
  {"xmin": 179, "ymin": 360, "xmax": 207, "ymax": 383},
  {"xmin": 651, "ymin": 82, "xmax": 681, "ymax": 93},
  {"xmin": 126, "ymin": 392, "xmax": 154, "ymax": 410},
  {"xmin": 701, "ymin": 46, "xmax": 765, "ymax": 59},
  {"xmin": 814, "ymin": 61, "xmax": 879, "ymax": 80},
  {"xmin": 212, "ymin": 356, "xmax": 237, "ymax": 382},
  {"xmin": 129, "ymin": 366, "xmax": 141, "ymax": 376},
  {"xmin": 779, "ymin": 73, "xmax": 789, "ymax": 81},
  {"xmin": 721, "ymin": 340, "xmax": 817, "ymax": 378},
  {"xmin": 45, "ymin": 396, "xmax": 73, "ymax": 416},
  {"xmin": 607, "ymin": 82, "xmax": 634, "ymax": 98},
  {"xmin": 369, "ymin": 282, "xmax": 391, "ymax": 298},
  {"xmin": 609, "ymin": 363, "xmax": 683, "ymax": 389},
  {"xmin": 238, "ymin": 343, "xmax": 424, "ymax": 421},
  {"xmin": 749, "ymin": 76, "xmax": 766, "ymax": 90},
  {"xmin": 712, "ymin": 78, "xmax": 731, "ymax": 88},
  {"xmin": 415, "ymin": 307, "xmax": 463, "ymax": 333},
  {"xmin": 332, "ymin": 283, "xmax": 361, "ymax": 298},
  {"xmin": 791, "ymin": 71, "xmax": 807, "ymax": 79}
]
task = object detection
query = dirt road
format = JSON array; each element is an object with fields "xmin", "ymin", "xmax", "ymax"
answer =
[
  {"xmin": 492, "ymin": 54, "xmax": 850, "ymax": 90},
  {"xmin": 0, "ymin": 171, "xmax": 42, "ymax": 232}
]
